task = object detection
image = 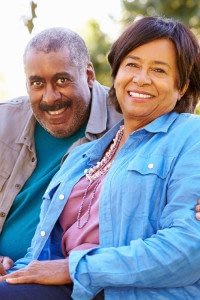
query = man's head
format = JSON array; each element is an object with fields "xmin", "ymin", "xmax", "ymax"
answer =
[{"xmin": 23, "ymin": 27, "xmax": 95, "ymax": 137}]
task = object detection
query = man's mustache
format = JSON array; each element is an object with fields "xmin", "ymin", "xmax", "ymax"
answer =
[{"xmin": 39, "ymin": 100, "xmax": 72, "ymax": 112}]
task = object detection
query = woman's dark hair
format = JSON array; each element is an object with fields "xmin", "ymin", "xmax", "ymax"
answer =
[{"xmin": 108, "ymin": 16, "xmax": 200, "ymax": 113}]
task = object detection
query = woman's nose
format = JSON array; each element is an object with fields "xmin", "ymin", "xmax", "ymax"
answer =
[{"xmin": 132, "ymin": 70, "xmax": 151, "ymax": 86}]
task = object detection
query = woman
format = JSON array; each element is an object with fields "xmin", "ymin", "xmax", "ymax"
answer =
[{"xmin": 1, "ymin": 16, "xmax": 200, "ymax": 300}]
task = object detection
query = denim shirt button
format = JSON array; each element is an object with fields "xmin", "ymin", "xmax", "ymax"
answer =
[
  {"xmin": 40, "ymin": 230, "xmax": 46, "ymax": 237},
  {"xmin": 148, "ymin": 163, "xmax": 154, "ymax": 169},
  {"xmin": 59, "ymin": 194, "xmax": 65, "ymax": 200}
]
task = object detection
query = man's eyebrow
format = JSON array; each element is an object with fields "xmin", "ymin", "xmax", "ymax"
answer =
[
  {"xmin": 54, "ymin": 72, "xmax": 73, "ymax": 77},
  {"xmin": 28, "ymin": 72, "xmax": 73, "ymax": 82},
  {"xmin": 28, "ymin": 75, "xmax": 43, "ymax": 81}
]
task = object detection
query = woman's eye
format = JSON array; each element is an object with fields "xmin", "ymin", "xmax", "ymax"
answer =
[
  {"xmin": 126, "ymin": 63, "xmax": 138, "ymax": 68},
  {"xmin": 153, "ymin": 68, "xmax": 166, "ymax": 73}
]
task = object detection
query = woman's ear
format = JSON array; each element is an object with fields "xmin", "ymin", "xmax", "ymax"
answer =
[{"xmin": 178, "ymin": 80, "xmax": 189, "ymax": 101}]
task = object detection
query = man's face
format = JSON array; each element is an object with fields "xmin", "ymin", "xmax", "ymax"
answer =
[{"xmin": 24, "ymin": 48, "xmax": 95, "ymax": 137}]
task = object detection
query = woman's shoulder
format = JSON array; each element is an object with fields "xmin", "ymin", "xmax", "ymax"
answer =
[
  {"xmin": 174, "ymin": 113, "xmax": 200, "ymax": 131},
  {"xmin": 170, "ymin": 113, "xmax": 200, "ymax": 146},
  {"xmin": 179, "ymin": 113, "xmax": 200, "ymax": 121}
]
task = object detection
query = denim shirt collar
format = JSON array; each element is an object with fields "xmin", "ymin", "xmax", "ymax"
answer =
[
  {"xmin": 143, "ymin": 112, "xmax": 179, "ymax": 133},
  {"xmin": 83, "ymin": 112, "xmax": 180, "ymax": 162}
]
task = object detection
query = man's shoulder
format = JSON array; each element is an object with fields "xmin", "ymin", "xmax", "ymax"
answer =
[
  {"xmin": 0, "ymin": 96, "xmax": 33, "ymax": 140},
  {"xmin": 0, "ymin": 96, "xmax": 31, "ymax": 117},
  {"xmin": 0, "ymin": 95, "xmax": 30, "ymax": 108}
]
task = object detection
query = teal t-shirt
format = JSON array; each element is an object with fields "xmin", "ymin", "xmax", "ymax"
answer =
[{"xmin": 0, "ymin": 122, "xmax": 86, "ymax": 261}]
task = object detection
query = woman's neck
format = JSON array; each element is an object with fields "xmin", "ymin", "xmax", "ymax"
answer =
[{"xmin": 123, "ymin": 118, "xmax": 149, "ymax": 141}]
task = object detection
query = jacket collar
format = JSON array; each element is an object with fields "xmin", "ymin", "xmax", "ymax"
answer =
[
  {"xmin": 85, "ymin": 81, "xmax": 110, "ymax": 139},
  {"xmin": 16, "ymin": 98, "xmax": 35, "ymax": 148}
]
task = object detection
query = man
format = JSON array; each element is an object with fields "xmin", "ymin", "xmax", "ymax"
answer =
[{"xmin": 0, "ymin": 27, "xmax": 121, "ymax": 270}]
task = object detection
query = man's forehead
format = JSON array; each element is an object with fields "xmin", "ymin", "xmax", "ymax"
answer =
[
  {"xmin": 28, "ymin": 46, "xmax": 70, "ymax": 55},
  {"xmin": 26, "ymin": 51, "xmax": 79, "ymax": 70}
]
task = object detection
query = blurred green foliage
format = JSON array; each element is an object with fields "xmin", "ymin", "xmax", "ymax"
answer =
[
  {"xmin": 121, "ymin": 0, "xmax": 200, "ymax": 34},
  {"xmin": 195, "ymin": 105, "xmax": 200, "ymax": 115},
  {"xmin": 83, "ymin": 20, "xmax": 112, "ymax": 87}
]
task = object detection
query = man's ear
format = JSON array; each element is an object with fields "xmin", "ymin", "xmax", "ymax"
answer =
[{"xmin": 86, "ymin": 62, "xmax": 95, "ymax": 88}]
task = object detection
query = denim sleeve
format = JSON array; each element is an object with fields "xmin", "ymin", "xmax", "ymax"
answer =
[{"xmin": 69, "ymin": 140, "xmax": 200, "ymax": 299}]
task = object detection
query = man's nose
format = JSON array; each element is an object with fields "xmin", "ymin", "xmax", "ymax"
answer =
[
  {"xmin": 42, "ymin": 85, "xmax": 61, "ymax": 104},
  {"xmin": 132, "ymin": 70, "xmax": 152, "ymax": 86}
]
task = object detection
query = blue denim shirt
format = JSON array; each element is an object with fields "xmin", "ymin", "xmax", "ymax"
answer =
[{"xmin": 13, "ymin": 112, "xmax": 200, "ymax": 299}]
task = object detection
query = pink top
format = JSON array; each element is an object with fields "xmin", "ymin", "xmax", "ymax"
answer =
[{"xmin": 59, "ymin": 174, "xmax": 106, "ymax": 257}]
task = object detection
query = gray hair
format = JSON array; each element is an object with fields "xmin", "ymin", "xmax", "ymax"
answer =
[{"xmin": 23, "ymin": 27, "xmax": 90, "ymax": 68}]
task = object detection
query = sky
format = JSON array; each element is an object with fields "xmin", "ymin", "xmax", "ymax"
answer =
[{"xmin": 0, "ymin": 0, "xmax": 122, "ymax": 100}]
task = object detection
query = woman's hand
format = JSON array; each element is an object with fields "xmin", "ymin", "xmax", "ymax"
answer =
[
  {"xmin": 0, "ymin": 256, "xmax": 14, "ymax": 275},
  {"xmin": 195, "ymin": 199, "xmax": 200, "ymax": 220},
  {"xmin": 0, "ymin": 259, "xmax": 72, "ymax": 285}
]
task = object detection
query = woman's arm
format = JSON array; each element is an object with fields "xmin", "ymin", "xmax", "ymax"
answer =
[{"xmin": 69, "ymin": 140, "xmax": 200, "ymax": 299}]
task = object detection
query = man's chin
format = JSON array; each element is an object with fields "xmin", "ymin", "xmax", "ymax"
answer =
[
  {"xmin": 46, "ymin": 125, "xmax": 81, "ymax": 138},
  {"xmin": 35, "ymin": 119, "xmax": 67, "ymax": 138},
  {"xmin": 37, "ymin": 116, "xmax": 87, "ymax": 138},
  {"xmin": 45, "ymin": 128, "xmax": 70, "ymax": 138}
]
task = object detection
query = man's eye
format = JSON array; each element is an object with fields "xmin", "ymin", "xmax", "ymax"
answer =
[
  {"xmin": 31, "ymin": 81, "xmax": 43, "ymax": 87},
  {"xmin": 57, "ymin": 78, "xmax": 68, "ymax": 85}
]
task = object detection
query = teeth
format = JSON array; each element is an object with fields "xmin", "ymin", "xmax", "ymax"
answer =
[
  {"xmin": 129, "ymin": 92, "xmax": 152, "ymax": 98},
  {"xmin": 48, "ymin": 108, "xmax": 66, "ymax": 115}
]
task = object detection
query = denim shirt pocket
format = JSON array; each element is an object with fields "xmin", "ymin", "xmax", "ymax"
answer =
[
  {"xmin": 124, "ymin": 154, "xmax": 175, "ymax": 232},
  {"xmin": 127, "ymin": 154, "xmax": 175, "ymax": 179}
]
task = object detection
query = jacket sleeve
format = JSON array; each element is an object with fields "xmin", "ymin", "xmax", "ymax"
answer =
[{"xmin": 69, "ymin": 140, "xmax": 200, "ymax": 299}]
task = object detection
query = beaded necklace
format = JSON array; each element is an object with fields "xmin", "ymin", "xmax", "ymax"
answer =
[{"xmin": 77, "ymin": 125, "xmax": 124, "ymax": 228}]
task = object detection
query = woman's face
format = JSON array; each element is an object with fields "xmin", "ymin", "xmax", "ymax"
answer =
[{"xmin": 114, "ymin": 38, "xmax": 185, "ymax": 128}]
